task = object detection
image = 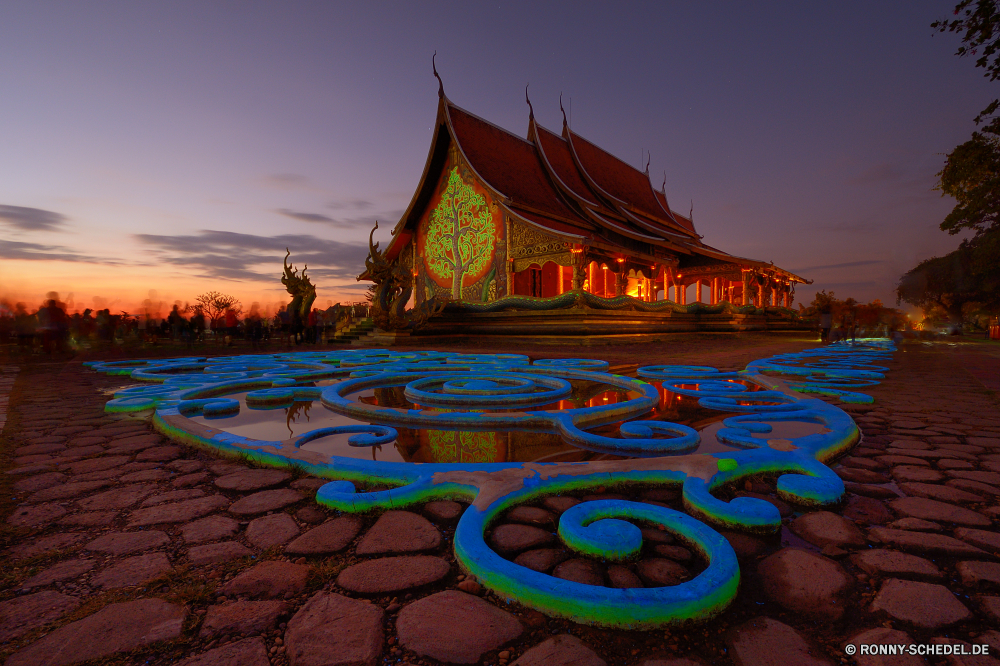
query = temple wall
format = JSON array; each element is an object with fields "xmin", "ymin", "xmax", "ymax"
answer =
[{"xmin": 413, "ymin": 148, "xmax": 506, "ymax": 305}]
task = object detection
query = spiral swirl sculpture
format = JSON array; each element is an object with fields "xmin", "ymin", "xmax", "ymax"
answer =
[{"xmin": 86, "ymin": 338, "xmax": 895, "ymax": 628}]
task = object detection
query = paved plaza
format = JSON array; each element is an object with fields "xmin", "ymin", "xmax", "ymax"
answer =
[{"xmin": 1, "ymin": 334, "xmax": 999, "ymax": 666}]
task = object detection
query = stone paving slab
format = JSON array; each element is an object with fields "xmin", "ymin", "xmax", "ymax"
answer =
[
  {"xmin": 397, "ymin": 590, "xmax": 522, "ymax": 664},
  {"xmin": 0, "ymin": 590, "xmax": 82, "ymax": 642},
  {"xmin": 6, "ymin": 598, "xmax": 185, "ymax": 666},
  {"xmin": 21, "ymin": 558, "xmax": 96, "ymax": 589},
  {"xmin": 220, "ymin": 560, "xmax": 310, "ymax": 599},
  {"xmin": 91, "ymin": 552, "xmax": 172, "ymax": 589},
  {"xmin": 285, "ymin": 592, "xmax": 384, "ymax": 666},
  {"xmin": 177, "ymin": 637, "xmax": 271, "ymax": 666},
  {"xmin": 188, "ymin": 541, "xmax": 252, "ymax": 565},
  {"xmin": 86, "ymin": 530, "xmax": 170, "ymax": 555},
  {"xmin": 336, "ymin": 555, "xmax": 451, "ymax": 594},
  {"xmin": 127, "ymin": 494, "xmax": 229, "ymax": 526},
  {"xmin": 199, "ymin": 600, "xmax": 288, "ymax": 638}
]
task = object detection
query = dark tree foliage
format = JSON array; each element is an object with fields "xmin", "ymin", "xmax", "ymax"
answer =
[
  {"xmin": 934, "ymin": 132, "xmax": 1000, "ymax": 310},
  {"xmin": 800, "ymin": 291, "xmax": 906, "ymax": 329},
  {"xmin": 896, "ymin": 241, "xmax": 998, "ymax": 323},
  {"xmin": 933, "ymin": 0, "xmax": 1000, "ymax": 128},
  {"xmin": 938, "ymin": 132, "xmax": 1000, "ymax": 237},
  {"xmin": 907, "ymin": 2, "xmax": 1000, "ymax": 326}
]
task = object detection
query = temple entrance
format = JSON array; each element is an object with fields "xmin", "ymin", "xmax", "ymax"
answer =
[
  {"xmin": 512, "ymin": 261, "xmax": 571, "ymax": 297},
  {"xmin": 529, "ymin": 267, "xmax": 542, "ymax": 297}
]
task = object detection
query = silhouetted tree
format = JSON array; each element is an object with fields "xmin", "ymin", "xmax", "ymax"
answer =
[
  {"xmin": 195, "ymin": 291, "xmax": 242, "ymax": 329},
  {"xmin": 896, "ymin": 242, "xmax": 997, "ymax": 324},
  {"xmin": 933, "ymin": 0, "xmax": 1000, "ymax": 129},
  {"xmin": 938, "ymin": 133, "xmax": 1000, "ymax": 241},
  {"xmin": 801, "ymin": 291, "xmax": 905, "ymax": 330}
]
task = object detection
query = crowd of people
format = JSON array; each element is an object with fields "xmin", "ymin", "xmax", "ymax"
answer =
[{"xmin": 0, "ymin": 293, "xmax": 370, "ymax": 354}]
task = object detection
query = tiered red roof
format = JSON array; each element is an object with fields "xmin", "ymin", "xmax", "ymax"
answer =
[{"xmin": 383, "ymin": 89, "xmax": 807, "ymax": 284}]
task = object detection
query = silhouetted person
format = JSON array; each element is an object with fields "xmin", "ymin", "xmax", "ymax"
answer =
[
  {"xmin": 819, "ymin": 307, "xmax": 832, "ymax": 343},
  {"xmin": 37, "ymin": 293, "xmax": 69, "ymax": 353},
  {"xmin": 168, "ymin": 304, "xmax": 185, "ymax": 340},
  {"xmin": 14, "ymin": 303, "xmax": 35, "ymax": 352}
]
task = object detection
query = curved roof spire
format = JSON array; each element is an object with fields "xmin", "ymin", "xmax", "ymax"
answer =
[
  {"xmin": 644, "ymin": 152, "xmax": 651, "ymax": 174},
  {"xmin": 525, "ymin": 83, "xmax": 534, "ymax": 119},
  {"xmin": 661, "ymin": 171, "xmax": 667, "ymax": 193},
  {"xmin": 559, "ymin": 92, "xmax": 568, "ymax": 128},
  {"xmin": 432, "ymin": 51, "xmax": 444, "ymax": 98}
]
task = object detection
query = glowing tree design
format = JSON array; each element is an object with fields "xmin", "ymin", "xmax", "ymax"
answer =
[
  {"xmin": 425, "ymin": 167, "xmax": 496, "ymax": 298},
  {"xmin": 427, "ymin": 430, "xmax": 501, "ymax": 463}
]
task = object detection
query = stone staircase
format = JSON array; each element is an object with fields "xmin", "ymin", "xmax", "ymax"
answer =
[{"xmin": 329, "ymin": 318, "xmax": 375, "ymax": 343}]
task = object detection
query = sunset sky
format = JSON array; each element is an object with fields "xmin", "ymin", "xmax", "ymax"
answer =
[{"xmin": 0, "ymin": 1, "xmax": 992, "ymax": 316}]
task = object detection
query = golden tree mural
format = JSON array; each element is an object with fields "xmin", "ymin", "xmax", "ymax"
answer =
[{"xmin": 425, "ymin": 167, "xmax": 495, "ymax": 298}]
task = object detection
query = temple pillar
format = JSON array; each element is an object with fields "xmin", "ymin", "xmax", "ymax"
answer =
[
  {"xmin": 572, "ymin": 253, "xmax": 586, "ymax": 290},
  {"xmin": 741, "ymin": 274, "xmax": 750, "ymax": 306},
  {"xmin": 711, "ymin": 277, "xmax": 718, "ymax": 305}
]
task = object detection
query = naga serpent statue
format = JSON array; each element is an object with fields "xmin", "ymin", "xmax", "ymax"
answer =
[
  {"xmin": 362, "ymin": 222, "xmax": 445, "ymax": 330},
  {"xmin": 281, "ymin": 249, "xmax": 317, "ymax": 339}
]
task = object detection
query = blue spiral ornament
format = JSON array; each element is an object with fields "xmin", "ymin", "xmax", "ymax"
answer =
[{"xmin": 85, "ymin": 339, "xmax": 897, "ymax": 628}]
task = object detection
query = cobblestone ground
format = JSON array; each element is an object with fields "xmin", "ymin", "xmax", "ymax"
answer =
[{"xmin": 1, "ymin": 337, "xmax": 999, "ymax": 666}]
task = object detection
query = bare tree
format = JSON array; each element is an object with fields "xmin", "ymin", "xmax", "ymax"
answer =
[{"xmin": 195, "ymin": 291, "xmax": 242, "ymax": 328}]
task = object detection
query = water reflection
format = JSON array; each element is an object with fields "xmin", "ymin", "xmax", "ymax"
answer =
[{"xmin": 189, "ymin": 378, "xmax": 829, "ymax": 464}]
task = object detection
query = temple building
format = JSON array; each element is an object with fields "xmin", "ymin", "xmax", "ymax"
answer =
[{"xmin": 364, "ymin": 80, "xmax": 808, "ymax": 316}]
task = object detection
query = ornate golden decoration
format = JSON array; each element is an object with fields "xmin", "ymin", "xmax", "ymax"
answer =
[
  {"xmin": 509, "ymin": 220, "xmax": 570, "ymax": 260},
  {"xmin": 512, "ymin": 251, "xmax": 574, "ymax": 273}
]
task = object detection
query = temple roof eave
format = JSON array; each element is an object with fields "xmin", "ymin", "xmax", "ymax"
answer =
[{"xmin": 682, "ymin": 244, "xmax": 812, "ymax": 284}]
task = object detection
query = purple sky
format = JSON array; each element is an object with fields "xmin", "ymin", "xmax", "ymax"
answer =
[{"xmin": 0, "ymin": 1, "xmax": 990, "ymax": 313}]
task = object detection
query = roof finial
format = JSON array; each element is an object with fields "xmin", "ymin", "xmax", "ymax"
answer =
[
  {"xmin": 645, "ymin": 153, "xmax": 651, "ymax": 174},
  {"xmin": 559, "ymin": 92, "xmax": 568, "ymax": 127},
  {"xmin": 525, "ymin": 83, "xmax": 534, "ymax": 119},
  {"xmin": 689, "ymin": 200, "xmax": 694, "ymax": 221},
  {"xmin": 432, "ymin": 51, "xmax": 444, "ymax": 98},
  {"xmin": 661, "ymin": 171, "xmax": 667, "ymax": 193}
]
